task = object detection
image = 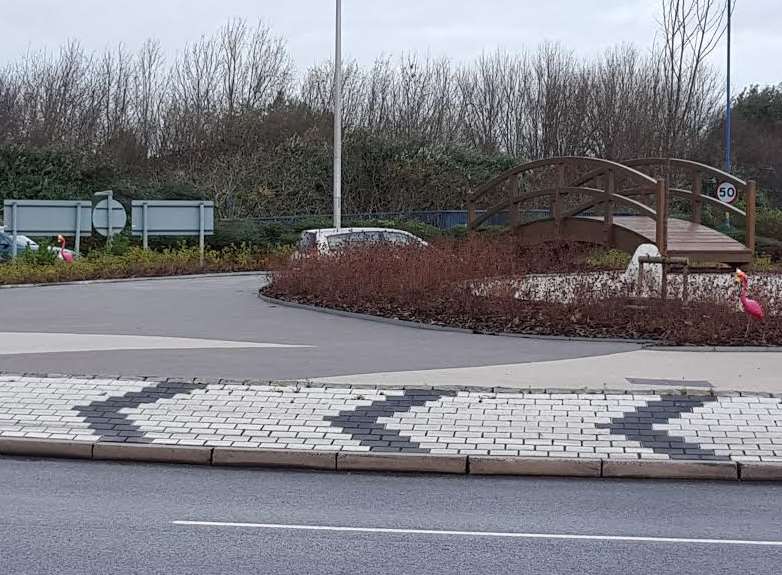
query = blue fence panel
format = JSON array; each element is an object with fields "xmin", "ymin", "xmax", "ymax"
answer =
[{"xmin": 229, "ymin": 209, "xmax": 554, "ymax": 231}]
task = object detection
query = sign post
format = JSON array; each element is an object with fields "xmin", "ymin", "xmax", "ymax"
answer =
[
  {"xmin": 93, "ymin": 190, "xmax": 127, "ymax": 244},
  {"xmin": 74, "ymin": 202, "xmax": 82, "ymax": 256},
  {"xmin": 11, "ymin": 202, "xmax": 17, "ymax": 258},
  {"xmin": 199, "ymin": 202, "xmax": 206, "ymax": 267},
  {"xmin": 717, "ymin": 181, "xmax": 737, "ymax": 229}
]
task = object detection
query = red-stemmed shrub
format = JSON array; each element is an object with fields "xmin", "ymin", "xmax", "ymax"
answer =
[{"xmin": 265, "ymin": 236, "xmax": 781, "ymax": 345}]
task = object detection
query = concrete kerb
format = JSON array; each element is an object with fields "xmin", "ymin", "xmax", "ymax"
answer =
[
  {"xmin": 602, "ymin": 459, "xmax": 738, "ymax": 480},
  {"xmin": 1, "ymin": 438, "xmax": 779, "ymax": 481},
  {"xmin": 212, "ymin": 447, "xmax": 337, "ymax": 470},
  {"xmin": 259, "ymin": 292, "xmax": 782, "ymax": 351},
  {"xmin": 257, "ymin": 292, "xmax": 659, "ymax": 346},
  {"xmin": 92, "ymin": 442, "xmax": 212, "ymax": 465},
  {"xmin": 469, "ymin": 456, "xmax": 602, "ymax": 477},
  {"xmin": 738, "ymin": 462, "xmax": 782, "ymax": 481},
  {"xmin": 337, "ymin": 452, "xmax": 467, "ymax": 474},
  {"xmin": 3, "ymin": 370, "xmax": 782, "ymax": 398},
  {"xmin": 0, "ymin": 437, "xmax": 93, "ymax": 459}
]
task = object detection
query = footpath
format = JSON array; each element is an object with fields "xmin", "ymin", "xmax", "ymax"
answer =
[{"xmin": 1, "ymin": 372, "xmax": 781, "ymax": 481}]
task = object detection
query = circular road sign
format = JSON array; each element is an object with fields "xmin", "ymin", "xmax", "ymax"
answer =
[
  {"xmin": 717, "ymin": 182, "xmax": 738, "ymax": 205},
  {"xmin": 92, "ymin": 198, "xmax": 127, "ymax": 237}
]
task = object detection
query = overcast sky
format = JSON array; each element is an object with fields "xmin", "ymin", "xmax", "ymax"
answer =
[{"xmin": 1, "ymin": 0, "xmax": 779, "ymax": 89}]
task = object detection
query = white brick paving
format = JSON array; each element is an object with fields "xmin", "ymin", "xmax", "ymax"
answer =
[{"xmin": 0, "ymin": 376, "xmax": 781, "ymax": 461}]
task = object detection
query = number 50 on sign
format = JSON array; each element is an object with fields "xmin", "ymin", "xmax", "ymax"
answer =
[{"xmin": 717, "ymin": 182, "xmax": 737, "ymax": 204}]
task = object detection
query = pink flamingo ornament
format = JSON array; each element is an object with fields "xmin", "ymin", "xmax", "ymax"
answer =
[
  {"xmin": 735, "ymin": 268, "xmax": 764, "ymax": 337},
  {"xmin": 57, "ymin": 235, "xmax": 74, "ymax": 263}
]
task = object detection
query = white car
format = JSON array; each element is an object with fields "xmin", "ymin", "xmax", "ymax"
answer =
[{"xmin": 296, "ymin": 227, "xmax": 428, "ymax": 256}]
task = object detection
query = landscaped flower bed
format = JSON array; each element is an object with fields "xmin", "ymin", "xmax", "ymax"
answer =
[{"xmin": 264, "ymin": 236, "xmax": 782, "ymax": 346}]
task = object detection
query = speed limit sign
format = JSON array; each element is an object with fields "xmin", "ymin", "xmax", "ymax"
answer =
[{"xmin": 717, "ymin": 182, "xmax": 737, "ymax": 204}]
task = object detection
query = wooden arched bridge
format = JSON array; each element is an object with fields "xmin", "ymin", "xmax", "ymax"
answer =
[{"xmin": 467, "ymin": 157, "xmax": 757, "ymax": 265}]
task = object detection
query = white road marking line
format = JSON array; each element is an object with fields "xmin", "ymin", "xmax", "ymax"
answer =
[
  {"xmin": 171, "ymin": 521, "xmax": 782, "ymax": 547},
  {"xmin": 0, "ymin": 332, "xmax": 313, "ymax": 354}
]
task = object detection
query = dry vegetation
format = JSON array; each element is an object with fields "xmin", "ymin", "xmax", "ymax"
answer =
[{"xmin": 265, "ymin": 237, "xmax": 781, "ymax": 346}]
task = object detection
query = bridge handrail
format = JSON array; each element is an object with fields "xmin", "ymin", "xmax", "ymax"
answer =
[
  {"xmin": 470, "ymin": 186, "xmax": 657, "ymax": 229},
  {"xmin": 622, "ymin": 158, "xmax": 749, "ymax": 189},
  {"xmin": 467, "ymin": 156, "xmax": 658, "ymax": 208},
  {"xmin": 627, "ymin": 159, "xmax": 756, "ymax": 252},
  {"xmin": 468, "ymin": 156, "xmax": 756, "ymax": 255},
  {"xmin": 561, "ymin": 187, "xmax": 747, "ymax": 221}
]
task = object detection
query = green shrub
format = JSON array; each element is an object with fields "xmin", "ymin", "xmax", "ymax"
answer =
[
  {"xmin": 0, "ymin": 244, "xmax": 287, "ymax": 285},
  {"xmin": 18, "ymin": 242, "xmax": 58, "ymax": 266},
  {"xmin": 757, "ymin": 207, "xmax": 782, "ymax": 241},
  {"xmin": 586, "ymin": 248, "xmax": 631, "ymax": 270},
  {"xmin": 753, "ymin": 255, "xmax": 775, "ymax": 272}
]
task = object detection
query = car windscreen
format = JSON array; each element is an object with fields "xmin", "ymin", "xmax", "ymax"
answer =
[
  {"xmin": 383, "ymin": 231, "xmax": 416, "ymax": 245},
  {"xmin": 326, "ymin": 231, "xmax": 384, "ymax": 250},
  {"xmin": 297, "ymin": 232, "xmax": 317, "ymax": 252}
]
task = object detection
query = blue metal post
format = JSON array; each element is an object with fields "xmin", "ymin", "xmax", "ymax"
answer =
[{"xmin": 724, "ymin": 0, "xmax": 732, "ymax": 173}]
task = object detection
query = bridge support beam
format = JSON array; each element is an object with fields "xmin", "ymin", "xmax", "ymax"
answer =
[{"xmin": 747, "ymin": 180, "xmax": 757, "ymax": 255}]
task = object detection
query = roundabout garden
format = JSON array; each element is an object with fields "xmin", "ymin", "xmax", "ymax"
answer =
[{"xmin": 263, "ymin": 234, "xmax": 782, "ymax": 346}]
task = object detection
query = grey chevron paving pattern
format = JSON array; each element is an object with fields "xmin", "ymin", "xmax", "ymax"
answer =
[{"xmin": 1, "ymin": 375, "xmax": 782, "ymax": 462}]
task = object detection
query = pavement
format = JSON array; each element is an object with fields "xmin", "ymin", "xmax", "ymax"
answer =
[
  {"xmin": 1, "ymin": 457, "xmax": 781, "ymax": 575},
  {"xmin": 314, "ymin": 349, "xmax": 782, "ymax": 393},
  {"xmin": 1, "ymin": 375, "xmax": 781, "ymax": 467}
]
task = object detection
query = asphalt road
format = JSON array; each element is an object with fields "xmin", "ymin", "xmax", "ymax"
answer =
[
  {"xmin": 0, "ymin": 275, "xmax": 639, "ymax": 380},
  {"xmin": 0, "ymin": 457, "xmax": 780, "ymax": 574}
]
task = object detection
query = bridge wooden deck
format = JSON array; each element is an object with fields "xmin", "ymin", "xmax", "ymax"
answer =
[
  {"xmin": 468, "ymin": 157, "xmax": 757, "ymax": 267},
  {"xmin": 596, "ymin": 216, "xmax": 752, "ymax": 264}
]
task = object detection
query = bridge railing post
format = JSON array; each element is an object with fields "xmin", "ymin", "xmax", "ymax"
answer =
[
  {"xmin": 603, "ymin": 169, "xmax": 615, "ymax": 245},
  {"xmin": 746, "ymin": 180, "xmax": 757, "ymax": 255},
  {"xmin": 692, "ymin": 170, "xmax": 702, "ymax": 224},
  {"xmin": 554, "ymin": 164, "xmax": 564, "ymax": 237},
  {"xmin": 655, "ymin": 178, "xmax": 668, "ymax": 256}
]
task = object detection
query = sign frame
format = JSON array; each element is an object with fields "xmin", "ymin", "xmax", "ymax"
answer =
[
  {"xmin": 131, "ymin": 200, "xmax": 215, "ymax": 265},
  {"xmin": 3, "ymin": 200, "xmax": 92, "ymax": 258}
]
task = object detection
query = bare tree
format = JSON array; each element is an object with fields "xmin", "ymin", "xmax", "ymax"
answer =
[
  {"xmin": 658, "ymin": 0, "xmax": 733, "ymax": 155},
  {"xmin": 132, "ymin": 39, "xmax": 167, "ymax": 155},
  {"xmin": 242, "ymin": 20, "xmax": 292, "ymax": 109}
]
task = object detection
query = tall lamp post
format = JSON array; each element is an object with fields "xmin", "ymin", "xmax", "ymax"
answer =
[
  {"xmin": 724, "ymin": 0, "xmax": 732, "ymax": 173},
  {"xmin": 333, "ymin": 0, "xmax": 343, "ymax": 229}
]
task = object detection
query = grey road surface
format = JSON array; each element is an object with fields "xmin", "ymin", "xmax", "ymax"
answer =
[
  {"xmin": 0, "ymin": 458, "xmax": 780, "ymax": 574},
  {"xmin": 0, "ymin": 275, "xmax": 639, "ymax": 380}
]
